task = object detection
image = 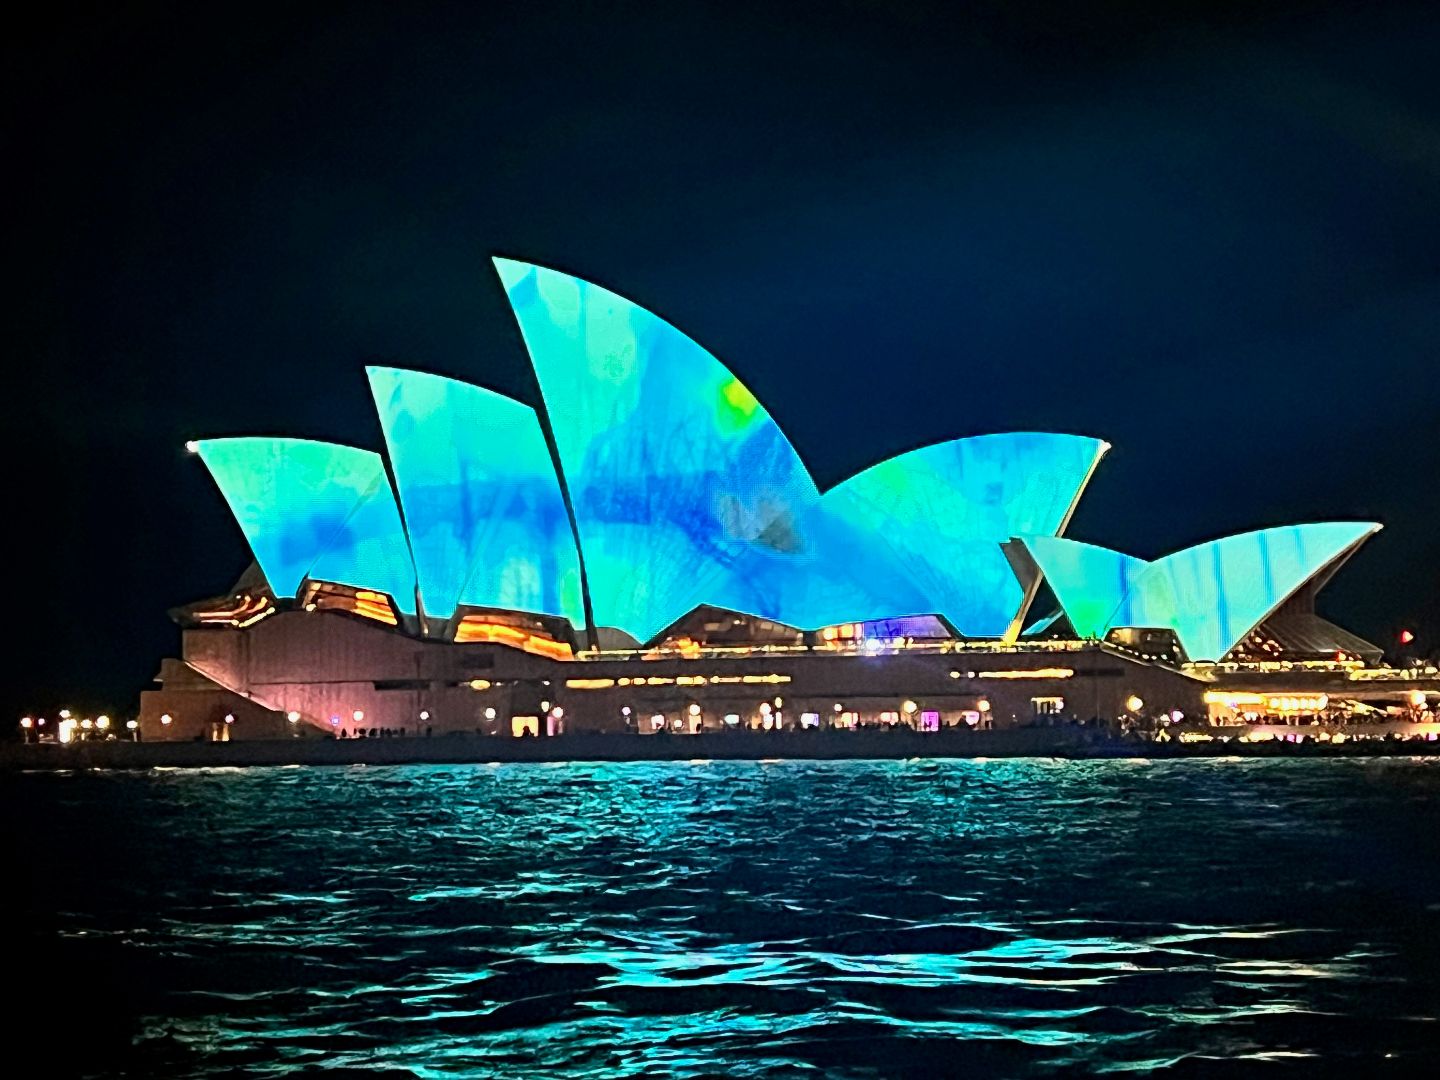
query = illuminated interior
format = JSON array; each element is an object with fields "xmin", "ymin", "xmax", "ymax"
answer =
[
  {"xmin": 185, "ymin": 592, "xmax": 275, "ymax": 627},
  {"xmin": 302, "ymin": 582, "xmax": 399, "ymax": 625},
  {"xmin": 453, "ymin": 615, "xmax": 574, "ymax": 660}
]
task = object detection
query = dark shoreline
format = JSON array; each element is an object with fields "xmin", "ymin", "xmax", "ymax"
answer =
[{"xmin": 5, "ymin": 728, "xmax": 1439, "ymax": 770}]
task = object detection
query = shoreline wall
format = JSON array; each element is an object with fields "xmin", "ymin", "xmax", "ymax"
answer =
[{"xmin": 4, "ymin": 727, "xmax": 1439, "ymax": 771}]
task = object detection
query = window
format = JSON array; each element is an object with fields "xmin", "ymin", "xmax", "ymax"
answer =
[
  {"xmin": 919, "ymin": 710, "xmax": 940, "ymax": 732},
  {"xmin": 1031, "ymin": 696, "xmax": 1065, "ymax": 717}
]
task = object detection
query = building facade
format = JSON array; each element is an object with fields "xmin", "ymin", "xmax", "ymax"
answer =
[{"xmin": 131, "ymin": 257, "xmax": 1428, "ymax": 742}]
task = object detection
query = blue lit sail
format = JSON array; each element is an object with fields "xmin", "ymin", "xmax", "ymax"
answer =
[
  {"xmin": 195, "ymin": 438, "xmax": 417, "ymax": 612},
  {"xmin": 1128, "ymin": 523, "xmax": 1380, "ymax": 661},
  {"xmin": 1020, "ymin": 523, "xmax": 1380, "ymax": 660},
  {"xmin": 495, "ymin": 257, "xmax": 825, "ymax": 642},
  {"xmin": 496, "ymin": 258, "xmax": 1109, "ymax": 641},
  {"xmin": 822, "ymin": 434, "xmax": 1108, "ymax": 636},
  {"xmin": 1019, "ymin": 536, "xmax": 1150, "ymax": 640},
  {"xmin": 367, "ymin": 367, "xmax": 585, "ymax": 626}
]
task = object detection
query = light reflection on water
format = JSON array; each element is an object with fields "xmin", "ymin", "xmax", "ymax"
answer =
[{"xmin": 8, "ymin": 758, "xmax": 1440, "ymax": 1076}]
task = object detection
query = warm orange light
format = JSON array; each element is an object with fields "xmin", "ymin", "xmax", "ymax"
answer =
[
  {"xmin": 1204, "ymin": 691, "xmax": 1266, "ymax": 707},
  {"xmin": 1262, "ymin": 694, "xmax": 1328, "ymax": 713},
  {"xmin": 454, "ymin": 618, "xmax": 574, "ymax": 660},
  {"xmin": 648, "ymin": 636, "xmax": 703, "ymax": 659},
  {"xmin": 976, "ymin": 668, "xmax": 1075, "ymax": 679},
  {"xmin": 192, "ymin": 593, "xmax": 271, "ymax": 624},
  {"xmin": 304, "ymin": 587, "xmax": 397, "ymax": 625}
]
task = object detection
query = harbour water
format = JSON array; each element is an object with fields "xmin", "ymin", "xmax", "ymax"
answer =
[{"xmin": 9, "ymin": 759, "xmax": 1440, "ymax": 1076}]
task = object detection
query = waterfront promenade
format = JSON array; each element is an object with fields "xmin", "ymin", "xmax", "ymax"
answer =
[{"xmin": 4, "ymin": 725, "xmax": 1440, "ymax": 770}]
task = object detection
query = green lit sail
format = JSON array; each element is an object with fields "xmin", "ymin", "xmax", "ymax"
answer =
[
  {"xmin": 1020, "ymin": 522, "xmax": 1380, "ymax": 660},
  {"xmin": 495, "ymin": 258, "xmax": 1107, "ymax": 641},
  {"xmin": 196, "ymin": 437, "xmax": 417, "ymax": 613}
]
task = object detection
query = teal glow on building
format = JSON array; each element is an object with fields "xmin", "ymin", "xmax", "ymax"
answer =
[
  {"xmin": 195, "ymin": 437, "xmax": 417, "ymax": 614},
  {"xmin": 368, "ymin": 367, "xmax": 585, "ymax": 626},
  {"xmin": 820, "ymin": 433, "xmax": 1107, "ymax": 637},
  {"xmin": 186, "ymin": 256, "xmax": 1381, "ymax": 664},
  {"xmin": 1020, "ymin": 523, "xmax": 1381, "ymax": 661},
  {"xmin": 495, "ymin": 256, "xmax": 826, "ymax": 642},
  {"xmin": 494, "ymin": 258, "xmax": 1108, "ymax": 640}
]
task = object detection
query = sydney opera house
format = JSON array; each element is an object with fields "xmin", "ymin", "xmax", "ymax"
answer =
[{"xmin": 138, "ymin": 258, "xmax": 1427, "ymax": 742}]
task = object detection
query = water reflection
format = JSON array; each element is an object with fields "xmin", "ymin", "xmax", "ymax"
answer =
[{"xmin": 8, "ymin": 759, "xmax": 1440, "ymax": 1076}]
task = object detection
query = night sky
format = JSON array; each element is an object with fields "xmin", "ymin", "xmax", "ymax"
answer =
[{"xmin": 8, "ymin": 1, "xmax": 1438, "ymax": 719}]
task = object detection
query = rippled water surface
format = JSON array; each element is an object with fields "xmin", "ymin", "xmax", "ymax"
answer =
[{"xmin": 9, "ymin": 759, "xmax": 1440, "ymax": 1077}]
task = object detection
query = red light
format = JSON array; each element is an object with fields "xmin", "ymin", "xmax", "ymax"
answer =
[{"xmin": 1399, "ymin": 629, "xmax": 1415, "ymax": 645}]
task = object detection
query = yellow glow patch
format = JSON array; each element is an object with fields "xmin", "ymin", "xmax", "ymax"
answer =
[{"xmin": 717, "ymin": 377, "xmax": 760, "ymax": 433}]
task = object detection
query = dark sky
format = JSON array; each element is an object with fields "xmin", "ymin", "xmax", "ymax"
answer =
[{"xmin": 8, "ymin": 1, "xmax": 1438, "ymax": 717}]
